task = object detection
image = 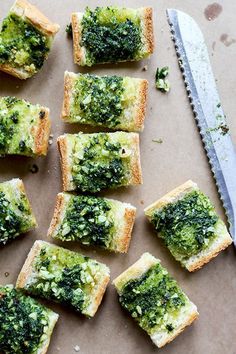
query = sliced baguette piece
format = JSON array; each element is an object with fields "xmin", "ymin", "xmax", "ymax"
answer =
[
  {"xmin": 113, "ymin": 252, "xmax": 198, "ymax": 348},
  {"xmin": 0, "ymin": 96, "xmax": 51, "ymax": 156},
  {"xmin": 71, "ymin": 7, "xmax": 154, "ymax": 66},
  {"xmin": 145, "ymin": 180, "xmax": 232, "ymax": 272},
  {"xmin": 0, "ymin": 178, "xmax": 37, "ymax": 245},
  {"xmin": 57, "ymin": 132, "xmax": 142, "ymax": 192},
  {"xmin": 0, "ymin": 284, "xmax": 58, "ymax": 354},
  {"xmin": 47, "ymin": 192, "xmax": 136, "ymax": 253},
  {"xmin": 0, "ymin": 0, "xmax": 60, "ymax": 79},
  {"xmin": 62, "ymin": 71, "xmax": 148, "ymax": 132},
  {"xmin": 16, "ymin": 240, "xmax": 110, "ymax": 317}
]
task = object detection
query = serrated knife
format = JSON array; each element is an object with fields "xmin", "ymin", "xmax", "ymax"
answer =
[{"xmin": 166, "ymin": 9, "xmax": 236, "ymax": 246}]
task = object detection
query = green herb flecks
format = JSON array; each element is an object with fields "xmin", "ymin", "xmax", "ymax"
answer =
[
  {"xmin": 155, "ymin": 66, "xmax": 170, "ymax": 93},
  {"xmin": 81, "ymin": 7, "xmax": 142, "ymax": 65},
  {"xmin": 119, "ymin": 263, "xmax": 186, "ymax": 335},
  {"xmin": 150, "ymin": 190, "xmax": 218, "ymax": 259},
  {"xmin": 66, "ymin": 23, "xmax": 72, "ymax": 38},
  {"xmin": 56, "ymin": 195, "xmax": 114, "ymax": 248},
  {"xmin": 152, "ymin": 138, "xmax": 163, "ymax": 144},
  {"xmin": 72, "ymin": 74, "xmax": 124, "ymax": 128},
  {"xmin": 0, "ymin": 285, "xmax": 50, "ymax": 354}
]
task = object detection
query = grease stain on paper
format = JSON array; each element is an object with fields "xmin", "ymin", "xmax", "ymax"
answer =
[
  {"xmin": 204, "ymin": 3, "xmax": 223, "ymax": 21},
  {"xmin": 220, "ymin": 33, "xmax": 236, "ymax": 47}
]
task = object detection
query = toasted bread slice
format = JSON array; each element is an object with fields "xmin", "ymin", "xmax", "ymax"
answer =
[
  {"xmin": 0, "ymin": 96, "xmax": 51, "ymax": 156},
  {"xmin": 71, "ymin": 7, "xmax": 154, "ymax": 66},
  {"xmin": 16, "ymin": 240, "xmax": 110, "ymax": 317},
  {"xmin": 47, "ymin": 192, "xmax": 136, "ymax": 253},
  {"xmin": 145, "ymin": 180, "xmax": 232, "ymax": 272},
  {"xmin": 0, "ymin": 284, "xmax": 58, "ymax": 354},
  {"xmin": 0, "ymin": 178, "xmax": 37, "ymax": 245},
  {"xmin": 0, "ymin": 0, "xmax": 60, "ymax": 79},
  {"xmin": 113, "ymin": 252, "xmax": 198, "ymax": 348},
  {"xmin": 57, "ymin": 132, "xmax": 142, "ymax": 192},
  {"xmin": 62, "ymin": 71, "xmax": 148, "ymax": 132}
]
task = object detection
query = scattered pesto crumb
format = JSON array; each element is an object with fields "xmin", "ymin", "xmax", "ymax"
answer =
[
  {"xmin": 66, "ymin": 23, "xmax": 73, "ymax": 37},
  {"xmin": 155, "ymin": 66, "xmax": 170, "ymax": 93},
  {"xmin": 142, "ymin": 65, "xmax": 148, "ymax": 71},
  {"xmin": 4, "ymin": 272, "xmax": 9, "ymax": 277},
  {"xmin": 217, "ymin": 102, "xmax": 221, "ymax": 108},
  {"xmin": 74, "ymin": 345, "xmax": 80, "ymax": 352},
  {"xmin": 220, "ymin": 124, "xmax": 229, "ymax": 135},
  {"xmin": 152, "ymin": 138, "xmax": 163, "ymax": 144},
  {"xmin": 29, "ymin": 164, "xmax": 39, "ymax": 174},
  {"xmin": 49, "ymin": 134, "xmax": 54, "ymax": 145}
]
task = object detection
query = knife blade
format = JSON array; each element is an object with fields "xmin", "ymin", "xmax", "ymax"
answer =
[{"xmin": 166, "ymin": 8, "xmax": 236, "ymax": 245}]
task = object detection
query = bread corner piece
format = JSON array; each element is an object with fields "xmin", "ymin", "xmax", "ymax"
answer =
[
  {"xmin": 113, "ymin": 252, "xmax": 198, "ymax": 348},
  {"xmin": 57, "ymin": 132, "xmax": 142, "ymax": 192},
  {"xmin": 0, "ymin": 284, "xmax": 58, "ymax": 354},
  {"xmin": 145, "ymin": 180, "xmax": 232, "ymax": 272},
  {"xmin": 0, "ymin": 0, "xmax": 60, "ymax": 79},
  {"xmin": 71, "ymin": 7, "xmax": 154, "ymax": 66},
  {"xmin": 16, "ymin": 240, "xmax": 110, "ymax": 317}
]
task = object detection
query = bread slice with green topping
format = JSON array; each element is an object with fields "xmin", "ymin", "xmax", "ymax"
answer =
[
  {"xmin": 48, "ymin": 193, "xmax": 136, "ymax": 253},
  {"xmin": 0, "ymin": 96, "xmax": 51, "ymax": 156},
  {"xmin": 0, "ymin": 0, "xmax": 60, "ymax": 79},
  {"xmin": 0, "ymin": 284, "xmax": 58, "ymax": 354},
  {"xmin": 62, "ymin": 71, "xmax": 148, "ymax": 132},
  {"xmin": 145, "ymin": 180, "xmax": 232, "ymax": 272},
  {"xmin": 113, "ymin": 252, "xmax": 198, "ymax": 348},
  {"xmin": 57, "ymin": 132, "xmax": 142, "ymax": 193},
  {"xmin": 16, "ymin": 240, "xmax": 110, "ymax": 317},
  {"xmin": 0, "ymin": 178, "xmax": 37, "ymax": 245},
  {"xmin": 71, "ymin": 6, "xmax": 154, "ymax": 66}
]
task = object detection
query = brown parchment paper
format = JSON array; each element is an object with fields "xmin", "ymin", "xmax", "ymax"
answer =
[{"xmin": 0, "ymin": 1, "xmax": 236, "ymax": 353}]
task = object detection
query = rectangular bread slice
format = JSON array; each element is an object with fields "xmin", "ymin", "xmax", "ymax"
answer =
[
  {"xmin": 71, "ymin": 6, "xmax": 154, "ymax": 66},
  {"xmin": 113, "ymin": 252, "xmax": 198, "ymax": 348},
  {"xmin": 47, "ymin": 193, "xmax": 136, "ymax": 253},
  {"xmin": 62, "ymin": 71, "xmax": 148, "ymax": 132},
  {"xmin": 57, "ymin": 132, "xmax": 142, "ymax": 193},
  {"xmin": 0, "ymin": 178, "xmax": 37, "ymax": 245},
  {"xmin": 0, "ymin": 96, "xmax": 51, "ymax": 156},
  {"xmin": 0, "ymin": 0, "xmax": 60, "ymax": 79},
  {"xmin": 0, "ymin": 284, "xmax": 58, "ymax": 354},
  {"xmin": 16, "ymin": 240, "xmax": 110, "ymax": 317},
  {"xmin": 145, "ymin": 180, "xmax": 232, "ymax": 272}
]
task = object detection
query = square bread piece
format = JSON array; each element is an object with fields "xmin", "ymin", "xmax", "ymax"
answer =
[
  {"xmin": 0, "ymin": 284, "xmax": 58, "ymax": 354},
  {"xmin": 62, "ymin": 71, "xmax": 148, "ymax": 132},
  {"xmin": 71, "ymin": 6, "xmax": 154, "ymax": 66},
  {"xmin": 48, "ymin": 193, "xmax": 136, "ymax": 253},
  {"xmin": 0, "ymin": 178, "xmax": 37, "ymax": 245},
  {"xmin": 57, "ymin": 132, "xmax": 142, "ymax": 193},
  {"xmin": 16, "ymin": 240, "xmax": 110, "ymax": 317},
  {"xmin": 0, "ymin": 96, "xmax": 51, "ymax": 156},
  {"xmin": 113, "ymin": 252, "xmax": 198, "ymax": 348},
  {"xmin": 0, "ymin": 0, "xmax": 60, "ymax": 79},
  {"xmin": 145, "ymin": 180, "xmax": 232, "ymax": 272}
]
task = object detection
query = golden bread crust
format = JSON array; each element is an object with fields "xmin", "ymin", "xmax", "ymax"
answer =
[
  {"xmin": 129, "ymin": 133, "xmax": 143, "ymax": 185},
  {"xmin": 87, "ymin": 274, "xmax": 110, "ymax": 317},
  {"xmin": 61, "ymin": 72, "xmax": 75, "ymax": 120},
  {"xmin": 32, "ymin": 107, "xmax": 51, "ymax": 156},
  {"xmin": 71, "ymin": 13, "xmax": 83, "ymax": 65},
  {"xmin": 47, "ymin": 193, "xmax": 67, "ymax": 238},
  {"xmin": 57, "ymin": 136, "xmax": 73, "ymax": 191},
  {"xmin": 134, "ymin": 79, "xmax": 148, "ymax": 132},
  {"xmin": 142, "ymin": 7, "xmax": 154, "ymax": 54},
  {"xmin": 116, "ymin": 206, "xmax": 136, "ymax": 253}
]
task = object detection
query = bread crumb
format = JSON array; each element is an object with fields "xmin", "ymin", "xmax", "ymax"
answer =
[
  {"xmin": 74, "ymin": 345, "xmax": 80, "ymax": 352},
  {"xmin": 4, "ymin": 272, "xmax": 10, "ymax": 277},
  {"xmin": 142, "ymin": 65, "xmax": 148, "ymax": 71}
]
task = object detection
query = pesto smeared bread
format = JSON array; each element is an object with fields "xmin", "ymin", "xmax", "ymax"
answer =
[
  {"xmin": 0, "ymin": 178, "xmax": 37, "ymax": 245},
  {"xmin": 113, "ymin": 253, "xmax": 198, "ymax": 348},
  {"xmin": 17, "ymin": 240, "xmax": 110, "ymax": 317},
  {"xmin": 57, "ymin": 132, "xmax": 142, "ymax": 193},
  {"xmin": 0, "ymin": 96, "xmax": 51, "ymax": 156},
  {"xmin": 62, "ymin": 72, "xmax": 148, "ymax": 132},
  {"xmin": 48, "ymin": 193, "xmax": 136, "ymax": 253},
  {"xmin": 145, "ymin": 180, "xmax": 232, "ymax": 272},
  {"xmin": 0, "ymin": 0, "xmax": 60, "ymax": 79},
  {"xmin": 71, "ymin": 6, "xmax": 154, "ymax": 66},
  {"xmin": 0, "ymin": 284, "xmax": 58, "ymax": 354}
]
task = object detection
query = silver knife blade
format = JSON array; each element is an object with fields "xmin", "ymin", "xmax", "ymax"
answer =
[{"xmin": 166, "ymin": 8, "xmax": 236, "ymax": 245}]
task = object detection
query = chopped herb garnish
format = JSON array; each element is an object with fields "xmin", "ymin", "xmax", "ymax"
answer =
[
  {"xmin": 152, "ymin": 138, "xmax": 163, "ymax": 144},
  {"xmin": 155, "ymin": 66, "xmax": 170, "ymax": 93},
  {"xmin": 66, "ymin": 23, "xmax": 73, "ymax": 38}
]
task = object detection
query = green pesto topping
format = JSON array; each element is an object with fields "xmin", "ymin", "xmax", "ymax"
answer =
[
  {"xmin": 72, "ymin": 134, "xmax": 129, "ymax": 192},
  {"xmin": 0, "ymin": 96, "xmax": 42, "ymax": 156},
  {"xmin": 26, "ymin": 244, "xmax": 105, "ymax": 314},
  {"xmin": 0, "ymin": 186, "xmax": 35, "ymax": 245},
  {"xmin": 150, "ymin": 190, "xmax": 219, "ymax": 260},
  {"xmin": 72, "ymin": 74, "xmax": 124, "ymax": 128},
  {"xmin": 0, "ymin": 285, "xmax": 50, "ymax": 354},
  {"xmin": 155, "ymin": 66, "xmax": 170, "ymax": 93},
  {"xmin": 119, "ymin": 263, "xmax": 186, "ymax": 335},
  {"xmin": 55, "ymin": 195, "xmax": 114, "ymax": 248},
  {"xmin": 0, "ymin": 13, "xmax": 50, "ymax": 75},
  {"xmin": 81, "ymin": 7, "xmax": 142, "ymax": 65}
]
